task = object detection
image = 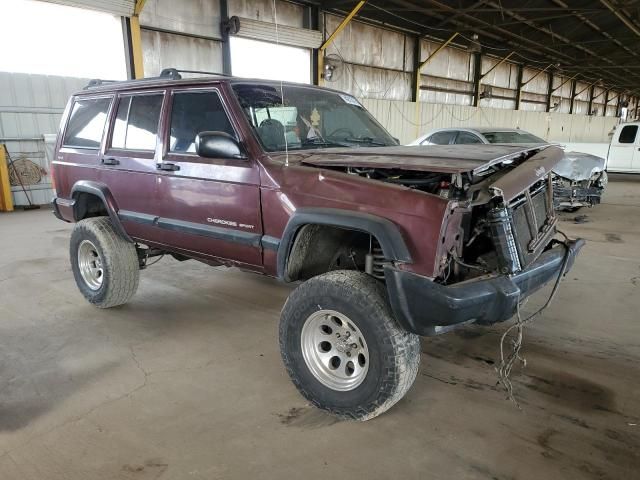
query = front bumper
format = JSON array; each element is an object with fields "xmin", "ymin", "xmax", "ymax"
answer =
[
  {"xmin": 385, "ymin": 239, "xmax": 585, "ymax": 336},
  {"xmin": 554, "ymin": 185, "xmax": 603, "ymax": 208}
]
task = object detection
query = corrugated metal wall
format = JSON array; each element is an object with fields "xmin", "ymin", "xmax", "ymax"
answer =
[
  {"xmin": 0, "ymin": 72, "xmax": 87, "ymax": 205},
  {"xmin": 324, "ymin": 13, "xmax": 413, "ymax": 101},
  {"xmin": 140, "ymin": 0, "xmax": 224, "ymax": 76},
  {"xmin": 361, "ymin": 97, "xmax": 618, "ymax": 145}
]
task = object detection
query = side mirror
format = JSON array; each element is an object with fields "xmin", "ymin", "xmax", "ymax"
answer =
[{"xmin": 196, "ymin": 131, "xmax": 246, "ymax": 159}]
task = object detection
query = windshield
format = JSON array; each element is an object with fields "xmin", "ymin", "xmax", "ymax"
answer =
[
  {"xmin": 232, "ymin": 83, "xmax": 397, "ymax": 152},
  {"xmin": 482, "ymin": 131, "xmax": 546, "ymax": 144}
]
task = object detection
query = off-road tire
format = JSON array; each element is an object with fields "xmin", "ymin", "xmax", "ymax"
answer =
[
  {"xmin": 279, "ymin": 270, "xmax": 421, "ymax": 421},
  {"xmin": 70, "ymin": 217, "xmax": 139, "ymax": 308}
]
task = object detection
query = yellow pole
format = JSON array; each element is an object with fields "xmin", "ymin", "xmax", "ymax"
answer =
[
  {"xmin": 0, "ymin": 144, "xmax": 14, "ymax": 212},
  {"xmin": 318, "ymin": 1, "xmax": 366, "ymax": 85},
  {"xmin": 130, "ymin": 0, "xmax": 147, "ymax": 79}
]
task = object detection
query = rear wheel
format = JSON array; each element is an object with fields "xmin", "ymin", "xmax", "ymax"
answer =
[
  {"xmin": 279, "ymin": 270, "xmax": 421, "ymax": 420},
  {"xmin": 70, "ymin": 217, "xmax": 139, "ymax": 308}
]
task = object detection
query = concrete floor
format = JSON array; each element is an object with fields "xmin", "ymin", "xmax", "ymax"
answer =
[{"xmin": 1, "ymin": 176, "xmax": 639, "ymax": 480}]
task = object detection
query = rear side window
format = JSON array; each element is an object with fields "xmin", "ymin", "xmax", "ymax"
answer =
[
  {"xmin": 169, "ymin": 91, "xmax": 235, "ymax": 153},
  {"xmin": 422, "ymin": 131, "xmax": 456, "ymax": 145},
  {"xmin": 62, "ymin": 97, "xmax": 111, "ymax": 149},
  {"xmin": 111, "ymin": 94, "xmax": 163, "ymax": 151},
  {"xmin": 618, "ymin": 125, "xmax": 638, "ymax": 144},
  {"xmin": 455, "ymin": 132, "xmax": 483, "ymax": 144}
]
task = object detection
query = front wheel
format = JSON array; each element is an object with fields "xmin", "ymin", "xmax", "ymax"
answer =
[{"xmin": 279, "ymin": 270, "xmax": 421, "ymax": 420}]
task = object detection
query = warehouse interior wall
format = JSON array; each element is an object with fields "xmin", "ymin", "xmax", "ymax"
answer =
[
  {"xmin": 0, "ymin": 72, "xmax": 89, "ymax": 205},
  {"xmin": 361, "ymin": 98, "xmax": 619, "ymax": 145}
]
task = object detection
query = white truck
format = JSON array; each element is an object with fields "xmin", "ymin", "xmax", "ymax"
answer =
[{"xmin": 564, "ymin": 122, "xmax": 640, "ymax": 173}]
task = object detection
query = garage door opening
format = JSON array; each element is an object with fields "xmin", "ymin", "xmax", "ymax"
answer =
[
  {"xmin": 230, "ymin": 36, "xmax": 310, "ymax": 84},
  {"xmin": 0, "ymin": 0, "xmax": 126, "ymax": 79}
]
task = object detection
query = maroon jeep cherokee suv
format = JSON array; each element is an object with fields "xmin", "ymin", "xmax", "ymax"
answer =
[{"xmin": 52, "ymin": 69, "xmax": 583, "ymax": 420}]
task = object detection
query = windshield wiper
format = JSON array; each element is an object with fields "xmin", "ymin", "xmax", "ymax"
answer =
[
  {"xmin": 343, "ymin": 137, "xmax": 389, "ymax": 146},
  {"xmin": 300, "ymin": 138, "xmax": 349, "ymax": 148}
]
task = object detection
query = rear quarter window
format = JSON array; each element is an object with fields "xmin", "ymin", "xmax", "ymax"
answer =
[
  {"xmin": 618, "ymin": 125, "xmax": 638, "ymax": 144},
  {"xmin": 62, "ymin": 97, "xmax": 112, "ymax": 149}
]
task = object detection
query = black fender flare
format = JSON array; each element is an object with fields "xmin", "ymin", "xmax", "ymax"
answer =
[
  {"xmin": 276, "ymin": 208, "xmax": 412, "ymax": 280},
  {"xmin": 70, "ymin": 180, "xmax": 133, "ymax": 242}
]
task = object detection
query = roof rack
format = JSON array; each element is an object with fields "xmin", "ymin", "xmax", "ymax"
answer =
[
  {"xmin": 159, "ymin": 68, "xmax": 233, "ymax": 79},
  {"xmin": 83, "ymin": 67, "xmax": 230, "ymax": 90}
]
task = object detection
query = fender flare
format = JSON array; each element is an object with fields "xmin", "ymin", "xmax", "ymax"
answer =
[
  {"xmin": 276, "ymin": 208, "xmax": 412, "ymax": 280},
  {"xmin": 70, "ymin": 180, "xmax": 133, "ymax": 242}
]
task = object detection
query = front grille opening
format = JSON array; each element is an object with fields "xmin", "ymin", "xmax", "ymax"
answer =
[{"xmin": 449, "ymin": 177, "xmax": 556, "ymax": 282}]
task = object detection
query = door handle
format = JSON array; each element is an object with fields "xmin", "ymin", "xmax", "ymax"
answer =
[
  {"xmin": 102, "ymin": 157, "xmax": 119, "ymax": 166},
  {"xmin": 157, "ymin": 162, "xmax": 180, "ymax": 171}
]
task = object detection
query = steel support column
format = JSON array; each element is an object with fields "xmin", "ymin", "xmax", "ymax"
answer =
[
  {"xmin": 546, "ymin": 71, "xmax": 554, "ymax": 112},
  {"xmin": 472, "ymin": 52, "xmax": 482, "ymax": 107},
  {"xmin": 569, "ymin": 80, "xmax": 577, "ymax": 114},
  {"xmin": 603, "ymin": 89, "xmax": 609, "ymax": 116},
  {"xmin": 411, "ymin": 35, "xmax": 421, "ymax": 102},
  {"xmin": 306, "ymin": 5, "xmax": 320, "ymax": 85},
  {"xmin": 515, "ymin": 64, "xmax": 524, "ymax": 110},
  {"xmin": 220, "ymin": 0, "xmax": 232, "ymax": 75}
]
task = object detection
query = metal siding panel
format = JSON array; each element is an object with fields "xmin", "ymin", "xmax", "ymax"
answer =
[
  {"xmin": 419, "ymin": 39, "xmax": 472, "ymax": 82},
  {"xmin": 38, "ymin": 0, "xmax": 134, "ymax": 16},
  {"xmin": 325, "ymin": 14, "xmax": 408, "ymax": 71},
  {"xmin": 359, "ymin": 98, "xmax": 618, "ymax": 145},
  {"xmin": 232, "ymin": 18, "xmax": 322, "ymax": 49},
  {"xmin": 140, "ymin": 0, "xmax": 222, "ymax": 39},
  {"xmin": 0, "ymin": 72, "xmax": 90, "ymax": 205},
  {"xmin": 141, "ymin": 29, "xmax": 223, "ymax": 77},
  {"xmin": 521, "ymin": 67, "xmax": 548, "ymax": 95},
  {"xmin": 329, "ymin": 65, "xmax": 410, "ymax": 101},
  {"xmin": 229, "ymin": 0, "xmax": 304, "ymax": 27}
]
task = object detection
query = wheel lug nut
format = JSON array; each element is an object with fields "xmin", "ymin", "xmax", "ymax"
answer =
[
  {"xmin": 351, "ymin": 343, "xmax": 358, "ymax": 349},
  {"xmin": 346, "ymin": 352, "xmax": 351, "ymax": 357},
  {"xmin": 336, "ymin": 333, "xmax": 340, "ymax": 338}
]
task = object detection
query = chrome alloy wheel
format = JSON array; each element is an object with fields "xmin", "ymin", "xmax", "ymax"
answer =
[
  {"xmin": 77, "ymin": 239, "xmax": 104, "ymax": 290},
  {"xmin": 300, "ymin": 309, "xmax": 369, "ymax": 391}
]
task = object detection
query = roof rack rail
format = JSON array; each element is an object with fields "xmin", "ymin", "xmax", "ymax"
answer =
[
  {"xmin": 159, "ymin": 68, "xmax": 232, "ymax": 79},
  {"xmin": 83, "ymin": 79, "xmax": 119, "ymax": 89},
  {"xmin": 83, "ymin": 68, "xmax": 230, "ymax": 90}
]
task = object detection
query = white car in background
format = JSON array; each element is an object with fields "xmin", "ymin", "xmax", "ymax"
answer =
[{"xmin": 409, "ymin": 127, "xmax": 607, "ymax": 211}]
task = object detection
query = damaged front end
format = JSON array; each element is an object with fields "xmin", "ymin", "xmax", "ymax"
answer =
[
  {"xmin": 552, "ymin": 152, "xmax": 608, "ymax": 210},
  {"xmin": 380, "ymin": 146, "xmax": 585, "ymax": 335}
]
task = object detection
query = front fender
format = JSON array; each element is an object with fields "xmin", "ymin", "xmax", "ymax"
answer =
[{"xmin": 276, "ymin": 207, "xmax": 412, "ymax": 280}]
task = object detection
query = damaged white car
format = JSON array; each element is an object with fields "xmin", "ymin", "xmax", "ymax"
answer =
[{"xmin": 409, "ymin": 127, "xmax": 607, "ymax": 210}]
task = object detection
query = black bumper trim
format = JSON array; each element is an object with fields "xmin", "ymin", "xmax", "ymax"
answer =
[
  {"xmin": 385, "ymin": 239, "xmax": 585, "ymax": 336},
  {"xmin": 51, "ymin": 197, "xmax": 72, "ymax": 222}
]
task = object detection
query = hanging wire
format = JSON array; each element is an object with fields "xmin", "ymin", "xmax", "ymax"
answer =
[
  {"xmin": 496, "ymin": 234, "xmax": 572, "ymax": 407},
  {"xmin": 272, "ymin": 0, "xmax": 289, "ymax": 167}
]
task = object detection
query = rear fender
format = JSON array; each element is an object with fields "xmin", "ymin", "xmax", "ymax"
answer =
[{"xmin": 70, "ymin": 180, "xmax": 132, "ymax": 242}]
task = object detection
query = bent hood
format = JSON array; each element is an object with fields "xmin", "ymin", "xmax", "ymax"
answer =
[
  {"xmin": 294, "ymin": 144, "xmax": 553, "ymax": 175},
  {"xmin": 554, "ymin": 151, "xmax": 606, "ymax": 181}
]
